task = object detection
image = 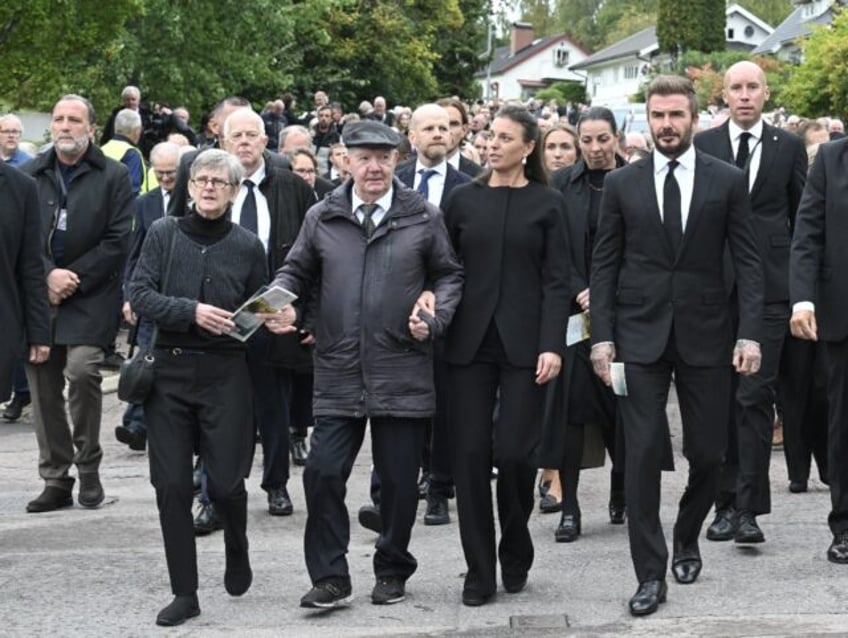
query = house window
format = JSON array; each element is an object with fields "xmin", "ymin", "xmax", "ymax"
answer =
[
  {"xmin": 553, "ymin": 45, "xmax": 570, "ymax": 67},
  {"xmin": 727, "ymin": 27, "xmax": 735, "ymax": 39},
  {"xmin": 624, "ymin": 65, "xmax": 639, "ymax": 79},
  {"xmin": 744, "ymin": 25, "xmax": 755, "ymax": 38}
]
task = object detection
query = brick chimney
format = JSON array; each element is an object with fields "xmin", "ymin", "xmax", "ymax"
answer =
[{"xmin": 510, "ymin": 22, "xmax": 534, "ymax": 56}]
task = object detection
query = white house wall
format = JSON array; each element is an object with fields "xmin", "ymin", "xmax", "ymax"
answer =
[{"xmin": 493, "ymin": 42, "xmax": 587, "ymax": 100}]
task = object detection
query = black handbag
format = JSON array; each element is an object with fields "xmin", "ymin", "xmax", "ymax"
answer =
[{"xmin": 117, "ymin": 219, "xmax": 178, "ymax": 404}]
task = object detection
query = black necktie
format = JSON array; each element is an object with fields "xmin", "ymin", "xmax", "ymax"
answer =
[
  {"xmin": 417, "ymin": 168, "xmax": 437, "ymax": 201},
  {"xmin": 240, "ymin": 179, "xmax": 258, "ymax": 234},
  {"xmin": 736, "ymin": 132, "xmax": 751, "ymax": 170},
  {"xmin": 663, "ymin": 160, "xmax": 682, "ymax": 254},
  {"xmin": 360, "ymin": 203, "xmax": 377, "ymax": 239}
]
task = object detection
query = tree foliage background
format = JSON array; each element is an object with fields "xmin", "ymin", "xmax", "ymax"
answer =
[
  {"xmin": 1, "ymin": 0, "xmax": 490, "ymax": 122},
  {"xmin": 782, "ymin": 7, "xmax": 848, "ymax": 117}
]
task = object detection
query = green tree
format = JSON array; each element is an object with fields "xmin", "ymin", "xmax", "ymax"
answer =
[
  {"xmin": 657, "ymin": 0, "xmax": 725, "ymax": 56},
  {"xmin": 782, "ymin": 9, "xmax": 848, "ymax": 117},
  {"xmin": 1, "ymin": 0, "xmax": 142, "ymax": 113}
]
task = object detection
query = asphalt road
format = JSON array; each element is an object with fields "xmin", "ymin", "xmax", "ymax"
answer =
[{"xmin": 1, "ymin": 371, "xmax": 845, "ymax": 637}]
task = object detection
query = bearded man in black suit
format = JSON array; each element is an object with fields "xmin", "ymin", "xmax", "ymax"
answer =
[{"xmin": 590, "ymin": 75, "xmax": 764, "ymax": 616}]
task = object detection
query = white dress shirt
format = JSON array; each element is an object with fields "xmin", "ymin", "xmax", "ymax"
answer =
[
  {"xmin": 653, "ymin": 145, "xmax": 696, "ymax": 231},
  {"xmin": 728, "ymin": 118, "xmax": 763, "ymax": 193},
  {"xmin": 352, "ymin": 188, "xmax": 394, "ymax": 229},
  {"xmin": 413, "ymin": 160, "xmax": 447, "ymax": 207},
  {"xmin": 232, "ymin": 162, "xmax": 271, "ymax": 253}
]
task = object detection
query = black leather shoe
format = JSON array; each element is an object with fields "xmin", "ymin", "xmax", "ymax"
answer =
[
  {"xmin": 371, "ymin": 577, "xmax": 405, "ymax": 605},
  {"xmin": 358, "ymin": 504, "xmax": 382, "ymax": 534},
  {"xmin": 268, "ymin": 487, "xmax": 293, "ymax": 516},
  {"xmin": 628, "ymin": 579, "xmax": 667, "ymax": 616},
  {"xmin": 115, "ymin": 425, "xmax": 146, "ymax": 451},
  {"xmin": 827, "ymin": 531, "xmax": 848, "ymax": 564},
  {"xmin": 290, "ymin": 437, "xmax": 308, "ymax": 466},
  {"xmin": 26, "ymin": 486, "xmax": 74, "ymax": 513},
  {"xmin": 672, "ymin": 558, "xmax": 702, "ymax": 584},
  {"xmin": 502, "ymin": 571, "xmax": 528, "ymax": 594},
  {"xmin": 706, "ymin": 507, "xmax": 738, "ymax": 541},
  {"xmin": 424, "ymin": 494, "xmax": 450, "ymax": 525},
  {"xmin": 78, "ymin": 473, "xmax": 105, "ymax": 508},
  {"xmin": 156, "ymin": 594, "xmax": 200, "ymax": 626},
  {"xmin": 609, "ymin": 501, "xmax": 626, "ymax": 525},
  {"xmin": 462, "ymin": 589, "xmax": 494, "ymax": 606},
  {"xmin": 2, "ymin": 393, "xmax": 30, "ymax": 421},
  {"xmin": 735, "ymin": 511, "xmax": 765, "ymax": 544},
  {"xmin": 555, "ymin": 512, "xmax": 581, "ymax": 543},
  {"xmin": 539, "ymin": 493, "xmax": 562, "ymax": 513},
  {"xmin": 789, "ymin": 480, "xmax": 808, "ymax": 493},
  {"xmin": 194, "ymin": 503, "xmax": 222, "ymax": 535}
]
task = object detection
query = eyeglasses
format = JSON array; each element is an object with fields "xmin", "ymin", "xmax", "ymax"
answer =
[
  {"xmin": 0, "ymin": 129, "xmax": 22, "ymax": 136},
  {"xmin": 293, "ymin": 168, "xmax": 316, "ymax": 175},
  {"xmin": 190, "ymin": 176, "xmax": 233, "ymax": 189}
]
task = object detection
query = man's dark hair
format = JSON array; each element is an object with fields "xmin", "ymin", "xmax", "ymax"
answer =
[
  {"xmin": 645, "ymin": 75, "xmax": 698, "ymax": 116},
  {"xmin": 437, "ymin": 97, "xmax": 469, "ymax": 125}
]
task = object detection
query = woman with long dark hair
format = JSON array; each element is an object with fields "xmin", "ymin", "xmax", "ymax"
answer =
[
  {"xmin": 443, "ymin": 104, "xmax": 570, "ymax": 606},
  {"xmin": 545, "ymin": 106, "xmax": 627, "ymax": 543}
]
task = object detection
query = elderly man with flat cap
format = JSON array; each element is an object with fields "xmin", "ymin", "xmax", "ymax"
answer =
[{"xmin": 263, "ymin": 120, "xmax": 463, "ymax": 609}]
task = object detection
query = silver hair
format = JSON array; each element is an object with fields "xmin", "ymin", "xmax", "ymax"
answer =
[
  {"xmin": 122, "ymin": 85, "xmax": 140, "ymax": 100},
  {"xmin": 190, "ymin": 148, "xmax": 243, "ymax": 184},
  {"xmin": 149, "ymin": 141, "xmax": 181, "ymax": 164},
  {"xmin": 0, "ymin": 113, "xmax": 24, "ymax": 134},
  {"xmin": 222, "ymin": 108, "xmax": 264, "ymax": 139},
  {"xmin": 114, "ymin": 109, "xmax": 142, "ymax": 136},
  {"xmin": 279, "ymin": 125, "xmax": 311, "ymax": 150}
]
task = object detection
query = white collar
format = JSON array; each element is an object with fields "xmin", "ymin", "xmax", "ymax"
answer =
[
  {"xmin": 653, "ymin": 144, "xmax": 696, "ymax": 175},
  {"xmin": 728, "ymin": 118, "xmax": 763, "ymax": 142},
  {"xmin": 352, "ymin": 187, "xmax": 394, "ymax": 214}
]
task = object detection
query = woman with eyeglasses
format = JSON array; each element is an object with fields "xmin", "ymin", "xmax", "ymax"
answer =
[{"xmin": 129, "ymin": 149, "xmax": 268, "ymax": 627}]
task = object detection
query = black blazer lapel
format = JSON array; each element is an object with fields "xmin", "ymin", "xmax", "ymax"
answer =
[
  {"xmin": 637, "ymin": 157, "xmax": 676, "ymax": 261},
  {"xmin": 679, "ymin": 152, "xmax": 712, "ymax": 258},
  {"xmin": 750, "ymin": 123, "xmax": 778, "ymax": 199}
]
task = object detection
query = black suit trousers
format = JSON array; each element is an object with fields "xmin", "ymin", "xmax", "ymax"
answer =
[
  {"xmin": 246, "ymin": 331, "xmax": 292, "ymax": 492},
  {"xmin": 145, "ymin": 350, "xmax": 254, "ymax": 595},
  {"xmin": 734, "ymin": 301, "xmax": 790, "ymax": 514},
  {"xmin": 304, "ymin": 415, "xmax": 427, "ymax": 585},
  {"xmin": 823, "ymin": 339, "xmax": 848, "ymax": 535},
  {"xmin": 619, "ymin": 348, "xmax": 730, "ymax": 584},
  {"xmin": 780, "ymin": 336, "xmax": 828, "ymax": 484},
  {"xmin": 449, "ymin": 356, "xmax": 544, "ymax": 597}
]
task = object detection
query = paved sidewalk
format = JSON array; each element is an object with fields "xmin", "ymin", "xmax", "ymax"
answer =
[{"xmin": 1, "ymin": 375, "xmax": 845, "ymax": 637}]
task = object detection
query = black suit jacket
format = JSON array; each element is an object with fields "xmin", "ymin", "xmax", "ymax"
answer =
[
  {"xmin": 395, "ymin": 160, "xmax": 470, "ymax": 209},
  {"xmin": 125, "ymin": 188, "xmax": 166, "ymax": 287},
  {"xmin": 790, "ymin": 138, "xmax": 848, "ymax": 341},
  {"xmin": 694, "ymin": 121, "xmax": 806, "ymax": 303},
  {"xmin": 443, "ymin": 181, "xmax": 570, "ymax": 367},
  {"xmin": 0, "ymin": 164, "xmax": 50, "ymax": 400},
  {"xmin": 590, "ymin": 151, "xmax": 764, "ymax": 366},
  {"xmin": 458, "ymin": 154, "xmax": 483, "ymax": 178},
  {"xmin": 169, "ymin": 148, "xmax": 291, "ymax": 217}
]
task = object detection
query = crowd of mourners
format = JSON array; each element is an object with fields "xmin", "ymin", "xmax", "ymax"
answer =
[{"xmin": 2, "ymin": 62, "xmax": 847, "ymax": 626}]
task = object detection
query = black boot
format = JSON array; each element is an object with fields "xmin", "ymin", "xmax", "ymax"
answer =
[{"xmin": 156, "ymin": 594, "xmax": 200, "ymax": 626}]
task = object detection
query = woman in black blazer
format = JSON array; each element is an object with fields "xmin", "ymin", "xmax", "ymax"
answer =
[
  {"xmin": 443, "ymin": 105, "xmax": 570, "ymax": 606},
  {"xmin": 546, "ymin": 107, "xmax": 628, "ymax": 544}
]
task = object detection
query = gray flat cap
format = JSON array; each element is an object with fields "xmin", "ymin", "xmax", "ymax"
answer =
[{"xmin": 342, "ymin": 120, "xmax": 402, "ymax": 148}]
